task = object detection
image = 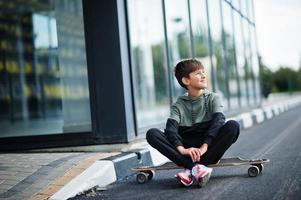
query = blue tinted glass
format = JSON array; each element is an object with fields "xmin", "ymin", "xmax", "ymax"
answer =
[
  {"xmin": 0, "ymin": 0, "xmax": 91, "ymax": 137},
  {"xmin": 127, "ymin": 0, "xmax": 169, "ymax": 129}
]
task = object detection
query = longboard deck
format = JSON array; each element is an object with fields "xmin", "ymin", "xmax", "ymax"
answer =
[
  {"xmin": 132, "ymin": 157, "xmax": 270, "ymax": 171},
  {"xmin": 133, "ymin": 157, "xmax": 270, "ymax": 183}
]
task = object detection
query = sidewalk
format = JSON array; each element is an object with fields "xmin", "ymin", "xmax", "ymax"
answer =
[{"xmin": 1, "ymin": 93, "xmax": 301, "ymax": 200}]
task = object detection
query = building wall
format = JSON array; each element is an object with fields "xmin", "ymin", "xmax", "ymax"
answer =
[{"xmin": 0, "ymin": 0, "xmax": 261, "ymax": 149}]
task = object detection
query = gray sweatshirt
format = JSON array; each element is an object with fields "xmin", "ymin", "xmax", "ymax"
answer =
[
  {"xmin": 165, "ymin": 89, "xmax": 225, "ymax": 147},
  {"xmin": 169, "ymin": 89, "xmax": 224, "ymax": 125}
]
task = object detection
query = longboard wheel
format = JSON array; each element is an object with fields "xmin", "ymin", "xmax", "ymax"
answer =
[
  {"xmin": 248, "ymin": 166, "xmax": 260, "ymax": 177},
  {"xmin": 136, "ymin": 172, "xmax": 149, "ymax": 184},
  {"xmin": 146, "ymin": 170, "xmax": 155, "ymax": 180},
  {"xmin": 253, "ymin": 164, "xmax": 264, "ymax": 173}
]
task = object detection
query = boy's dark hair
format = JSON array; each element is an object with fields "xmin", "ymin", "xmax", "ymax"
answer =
[{"xmin": 174, "ymin": 58, "xmax": 204, "ymax": 89}]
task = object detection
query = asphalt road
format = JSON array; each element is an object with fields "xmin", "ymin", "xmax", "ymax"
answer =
[{"xmin": 71, "ymin": 105, "xmax": 301, "ymax": 200}]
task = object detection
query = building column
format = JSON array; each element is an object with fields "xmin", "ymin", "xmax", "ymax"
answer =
[{"xmin": 83, "ymin": 0, "xmax": 136, "ymax": 143}]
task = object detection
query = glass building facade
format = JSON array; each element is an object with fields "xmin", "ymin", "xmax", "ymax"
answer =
[
  {"xmin": 0, "ymin": 0, "xmax": 261, "ymax": 150},
  {"xmin": 0, "ymin": 0, "xmax": 91, "ymax": 138}
]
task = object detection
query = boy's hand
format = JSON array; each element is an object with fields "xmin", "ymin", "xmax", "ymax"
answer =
[
  {"xmin": 199, "ymin": 143, "xmax": 208, "ymax": 156},
  {"xmin": 177, "ymin": 146, "xmax": 201, "ymax": 162}
]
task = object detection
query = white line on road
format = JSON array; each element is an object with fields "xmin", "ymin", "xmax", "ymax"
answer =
[
  {"xmin": 203, "ymin": 107, "xmax": 301, "ymax": 200},
  {"xmin": 253, "ymin": 116, "xmax": 301, "ymax": 158}
]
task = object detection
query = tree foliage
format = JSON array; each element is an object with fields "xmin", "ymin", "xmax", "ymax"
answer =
[{"xmin": 260, "ymin": 59, "xmax": 301, "ymax": 98}]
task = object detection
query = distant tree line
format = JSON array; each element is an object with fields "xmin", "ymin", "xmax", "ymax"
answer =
[{"xmin": 259, "ymin": 58, "xmax": 301, "ymax": 98}]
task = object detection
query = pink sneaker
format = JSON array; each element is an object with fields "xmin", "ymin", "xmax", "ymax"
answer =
[
  {"xmin": 192, "ymin": 164, "xmax": 212, "ymax": 187},
  {"xmin": 175, "ymin": 169, "xmax": 194, "ymax": 186}
]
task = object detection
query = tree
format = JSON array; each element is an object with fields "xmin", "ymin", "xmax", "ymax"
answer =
[{"xmin": 273, "ymin": 67, "xmax": 299, "ymax": 92}]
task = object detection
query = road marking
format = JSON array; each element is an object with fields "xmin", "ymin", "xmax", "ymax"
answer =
[
  {"xmin": 253, "ymin": 116, "xmax": 301, "ymax": 158},
  {"xmin": 202, "ymin": 107, "xmax": 301, "ymax": 200}
]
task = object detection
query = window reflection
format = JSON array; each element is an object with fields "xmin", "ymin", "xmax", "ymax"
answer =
[
  {"xmin": 250, "ymin": 26, "xmax": 261, "ymax": 104},
  {"xmin": 127, "ymin": 0, "xmax": 169, "ymax": 129},
  {"xmin": 190, "ymin": 0, "xmax": 212, "ymax": 91},
  {"xmin": 233, "ymin": 11, "xmax": 248, "ymax": 107},
  {"xmin": 248, "ymin": 0, "xmax": 255, "ymax": 23},
  {"xmin": 0, "ymin": 0, "xmax": 91, "ymax": 137},
  {"xmin": 222, "ymin": 1, "xmax": 240, "ymax": 109},
  {"xmin": 207, "ymin": 0, "xmax": 228, "ymax": 110},
  {"xmin": 165, "ymin": 0, "xmax": 192, "ymax": 99},
  {"xmin": 33, "ymin": 14, "xmax": 58, "ymax": 49},
  {"xmin": 242, "ymin": 19, "xmax": 254, "ymax": 105},
  {"xmin": 231, "ymin": 0, "xmax": 240, "ymax": 11}
]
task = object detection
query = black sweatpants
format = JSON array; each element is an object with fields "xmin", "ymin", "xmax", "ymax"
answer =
[{"xmin": 146, "ymin": 120, "xmax": 240, "ymax": 170}]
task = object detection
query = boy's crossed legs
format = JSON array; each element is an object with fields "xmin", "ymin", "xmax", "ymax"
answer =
[{"xmin": 146, "ymin": 120, "xmax": 240, "ymax": 187}]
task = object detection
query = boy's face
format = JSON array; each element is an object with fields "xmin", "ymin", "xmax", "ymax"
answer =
[{"xmin": 182, "ymin": 68, "xmax": 207, "ymax": 90}]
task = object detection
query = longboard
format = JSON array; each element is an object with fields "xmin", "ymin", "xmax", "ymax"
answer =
[{"xmin": 132, "ymin": 157, "xmax": 270, "ymax": 184}]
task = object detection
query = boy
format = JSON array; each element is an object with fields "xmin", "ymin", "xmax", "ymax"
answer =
[{"xmin": 146, "ymin": 58, "xmax": 240, "ymax": 187}]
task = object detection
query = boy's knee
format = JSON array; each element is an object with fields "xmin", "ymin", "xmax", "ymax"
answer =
[
  {"xmin": 146, "ymin": 128, "xmax": 160, "ymax": 144},
  {"xmin": 225, "ymin": 120, "xmax": 240, "ymax": 142},
  {"xmin": 226, "ymin": 120, "xmax": 240, "ymax": 131}
]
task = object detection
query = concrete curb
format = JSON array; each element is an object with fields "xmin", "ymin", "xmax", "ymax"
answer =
[
  {"xmin": 50, "ymin": 96, "xmax": 301, "ymax": 200},
  {"xmin": 49, "ymin": 150, "xmax": 153, "ymax": 200},
  {"xmin": 50, "ymin": 161, "xmax": 116, "ymax": 200}
]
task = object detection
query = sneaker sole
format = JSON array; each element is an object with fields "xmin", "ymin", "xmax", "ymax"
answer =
[
  {"xmin": 175, "ymin": 176, "xmax": 194, "ymax": 187},
  {"xmin": 197, "ymin": 172, "xmax": 211, "ymax": 188}
]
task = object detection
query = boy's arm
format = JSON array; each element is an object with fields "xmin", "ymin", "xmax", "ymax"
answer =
[
  {"xmin": 166, "ymin": 118, "xmax": 202, "ymax": 161},
  {"xmin": 166, "ymin": 104, "xmax": 184, "ymax": 148},
  {"xmin": 203, "ymin": 94, "xmax": 226, "ymax": 146},
  {"xmin": 165, "ymin": 118, "xmax": 183, "ymax": 148},
  {"xmin": 203, "ymin": 112, "xmax": 226, "ymax": 146}
]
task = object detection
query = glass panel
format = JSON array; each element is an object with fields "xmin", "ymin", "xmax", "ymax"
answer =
[
  {"xmin": 233, "ymin": 11, "xmax": 248, "ymax": 107},
  {"xmin": 242, "ymin": 19, "xmax": 255, "ymax": 105},
  {"xmin": 207, "ymin": 0, "xmax": 229, "ymax": 110},
  {"xmin": 0, "ymin": 0, "xmax": 91, "ymax": 137},
  {"xmin": 250, "ymin": 26, "xmax": 261, "ymax": 104},
  {"xmin": 190, "ymin": 0, "xmax": 212, "ymax": 91},
  {"xmin": 165, "ymin": 0, "xmax": 192, "ymax": 99},
  {"xmin": 222, "ymin": 1, "xmax": 240, "ymax": 109},
  {"xmin": 247, "ymin": 0, "xmax": 255, "ymax": 23},
  {"xmin": 240, "ymin": 0, "xmax": 248, "ymax": 18},
  {"xmin": 231, "ymin": 0, "xmax": 240, "ymax": 11},
  {"xmin": 127, "ymin": 0, "xmax": 169, "ymax": 128}
]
